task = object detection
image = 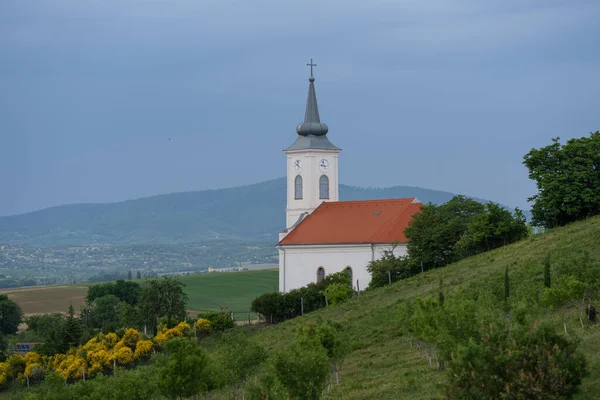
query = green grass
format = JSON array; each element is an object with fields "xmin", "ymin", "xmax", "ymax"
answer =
[
  {"xmin": 240, "ymin": 216, "xmax": 600, "ymax": 399},
  {"xmin": 180, "ymin": 269, "xmax": 278, "ymax": 314},
  {"xmin": 3, "ymin": 269, "xmax": 278, "ymax": 318}
]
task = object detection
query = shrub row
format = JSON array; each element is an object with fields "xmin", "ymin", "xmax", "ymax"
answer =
[{"xmin": 251, "ymin": 271, "xmax": 351, "ymax": 323}]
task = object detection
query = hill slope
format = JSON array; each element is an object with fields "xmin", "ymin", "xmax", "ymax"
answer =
[
  {"xmin": 0, "ymin": 178, "xmax": 496, "ymax": 245},
  {"xmin": 245, "ymin": 216, "xmax": 600, "ymax": 399}
]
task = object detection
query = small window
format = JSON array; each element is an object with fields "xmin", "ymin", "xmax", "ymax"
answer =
[
  {"xmin": 317, "ymin": 267, "xmax": 325, "ymax": 283},
  {"xmin": 319, "ymin": 175, "xmax": 329, "ymax": 199},
  {"xmin": 295, "ymin": 175, "xmax": 303, "ymax": 199},
  {"xmin": 345, "ymin": 266, "xmax": 353, "ymax": 283}
]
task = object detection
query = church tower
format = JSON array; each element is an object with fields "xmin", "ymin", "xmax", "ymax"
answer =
[{"xmin": 282, "ymin": 60, "xmax": 341, "ymax": 234}]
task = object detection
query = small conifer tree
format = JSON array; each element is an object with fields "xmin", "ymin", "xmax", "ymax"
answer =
[
  {"xmin": 543, "ymin": 255, "xmax": 551, "ymax": 288},
  {"xmin": 504, "ymin": 267, "xmax": 510, "ymax": 302}
]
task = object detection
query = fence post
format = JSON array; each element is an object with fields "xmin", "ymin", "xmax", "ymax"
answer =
[
  {"xmin": 357, "ymin": 279, "xmax": 360, "ymax": 293},
  {"xmin": 247, "ymin": 310, "xmax": 251, "ymax": 325},
  {"xmin": 301, "ymin": 297, "xmax": 304, "ymax": 316},
  {"xmin": 421, "ymin": 261, "xmax": 424, "ymax": 273},
  {"xmin": 388, "ymin": 271, "xmax": 391, "ymax": 285}
]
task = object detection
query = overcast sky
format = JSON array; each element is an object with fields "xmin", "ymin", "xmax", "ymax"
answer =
[{"xmin": 1, "ymin": 0, "xmax": 599, "ymax": 216}]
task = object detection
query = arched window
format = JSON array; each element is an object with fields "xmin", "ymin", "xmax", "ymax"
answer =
[
  {"xmin": 294, "ymin": 175, "xmax": 303, "ymax": 199},
  {"xmin": 345, "ymin": 266, "xmax": 353, "ymax": 283},
  {"xmin": 317, "ymin": 267, "xmax": 325, "ymax": 283},
  {"xmin": 319, "ymin": 175, "xmax": 329, "ymax": 199}
]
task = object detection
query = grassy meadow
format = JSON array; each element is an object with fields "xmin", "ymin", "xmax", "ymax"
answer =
[
  {"xmin": 238, "ymin": 216, "xmax": 600, "ymax": 399},
  {"xmin": 181, "ymin": 269, "xmax": 278, "ymax": 314},
  {"xmin": 0, "ymin": 269, "xmax": 278, "ymax": 317},
  {"xmin": 0, "ymin": 286, "xmax": 88, "ymax": 316}
]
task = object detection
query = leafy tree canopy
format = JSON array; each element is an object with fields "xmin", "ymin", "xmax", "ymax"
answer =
[
  {"xmin": 523, "ymin": 132, "xmax": 600, "ymax": 228},
  {"xmin": 0, "ymin": 295, "xmax": 23, "ymax": 335}
]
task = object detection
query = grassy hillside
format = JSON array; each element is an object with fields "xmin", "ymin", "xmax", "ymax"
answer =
[
  {"xmin": 182, "ymin": 269, "xmax": 278, "ymax": 314},
  {"xmin": 0, "ymin": 178, "xmax": 495, "ymax": 246},
  {"xmin": 243, "ymin": 216, "xmax": 600, "ymax": 399}
]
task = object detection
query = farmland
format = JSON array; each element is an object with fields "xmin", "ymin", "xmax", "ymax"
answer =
[{"xmin": 0, "ymin": 269, "xmax": 279, "ymax": 316}]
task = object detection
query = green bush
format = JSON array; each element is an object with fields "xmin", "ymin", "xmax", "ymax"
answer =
[
  {"xmin": 251, "ymin": 271, "xmax": 351, "ymax": 323},
  {"xmin": 197, "ymin": 311, "xmax": 235, "ymax": 332},
  {"xmin": 445, "ymin": 323, "xmax": 587, "ymax": 399}
]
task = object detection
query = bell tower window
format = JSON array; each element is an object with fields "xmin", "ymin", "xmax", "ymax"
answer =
[
  {"xmin": 294, "ymin": 175, "xmax": 303, "ymax": 199},
  {"xmin": 319, "ymin": 175, "xmax": 329, "ymax": 199}
]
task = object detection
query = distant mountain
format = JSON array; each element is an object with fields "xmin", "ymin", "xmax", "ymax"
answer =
[{"xmin": 0, "ymin": 178, "xmax": 507, "ymax": 246}]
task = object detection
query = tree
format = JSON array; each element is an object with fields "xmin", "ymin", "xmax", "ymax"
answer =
[
  {"xmin": 523, "ymin": 132, "xmax": 600, "ymax": 228},
  {"xmin": 325, "ymin": 283, "xmax": 352, "ymax": 314},
  {"xmin": 366, "ymin": 250, "xmax": 418, "ymax": 289},
  {"xmin": 541, "ymin": 276, "xmax": 586, "ymax": 334},
  {"xmin": 544, "ymin": 254, "xmax": 552, "ymax": 288},
  {"xmin": 87, "ymin": 280, "xmax": 141, "ymax": 307},
  {"xmin": 299, "ymin": 319, "xmax": 349, "ymax": 390},
  {"xmin": 89, "ymin": 295, "xmax": 121, "ymax": 331},
  {"xmin": 63, "ymin": 305, "xmax": 83, "ymax": 349},
  {"xmin": 456, "ymin": 203, "xmax": 529, "ymax": 257},
  {"xmin": 504, "ymin": 267, "xmax": 510, "ymax": 302},
  {"xmin": 219, "ymin": 332, "xmax": 267, "ymax": 397},
  {"xmin": 445, "ymin": 323, "xmax": 587, "ymax": 399},
  {"xmin": 139, "ymin": 277, "xmax": 188, "ymax": 334},
  {"xmin": 127, "ymin": 270, "xmax": 132, "ymax": 280},
  {"xmin": 157, "ymin": 338, "xmax": 210, "ymax": 399},
  {"xmin": 405, "ymin": 196, "xmax": 485, "ymax": 270},
  {"xmin": 136, "ymin": 271, "xmax": 142, "ymax": 280},
  {"xmin": 273, "ymin": 339, "xmax": 330, "ymax": 400},
  {"xmin": 0, "ymin": 295, "xmax": 23, "ymax": 335}
]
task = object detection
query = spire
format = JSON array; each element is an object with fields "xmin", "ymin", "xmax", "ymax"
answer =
[{"xmin": 296, "ymin": 59, "xmax": 329, "ymax": 136}]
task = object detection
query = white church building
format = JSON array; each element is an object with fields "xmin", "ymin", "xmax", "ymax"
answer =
[{"xmin": 277, "ymin": 64, "xmax": 422, "ymax": 292}]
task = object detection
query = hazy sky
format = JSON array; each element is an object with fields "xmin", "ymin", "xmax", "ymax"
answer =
[{"xmin": 1, "ymin": 0, "xmax": 599, "ymax": 216}]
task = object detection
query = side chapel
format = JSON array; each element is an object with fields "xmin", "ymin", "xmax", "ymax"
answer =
[{"xmin": 277, "ymin": 61, "xmax": 422, "ymax": 292}]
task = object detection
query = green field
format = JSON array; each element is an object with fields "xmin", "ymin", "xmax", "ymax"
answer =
[
  {"xmin": 240, "ymin": 216, "xmax": 600, "ymax": 399},
  {"xmin": 180, "ymin": 269, "xmax": 278, "ymax": 314},
  {"xmin": 0, "ymin": 269, "xmax": 279, "ymax": 317}
]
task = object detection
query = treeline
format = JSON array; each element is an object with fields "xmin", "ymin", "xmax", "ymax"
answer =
[
  {"xmin": 251, "ymin": 271, "xmax": 353, "ymax": 323},
  {"xmin": 21, "ymin": 277, "xmax": 216, "ymax": 356},
  {"xmin": 368, "ymin": 197, "xmax": 529, "ymax": 288}
]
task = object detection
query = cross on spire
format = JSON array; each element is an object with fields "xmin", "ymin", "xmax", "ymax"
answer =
[{"xmin": 306, "ymin": 58, "xmax": 317, "ymax": 77}]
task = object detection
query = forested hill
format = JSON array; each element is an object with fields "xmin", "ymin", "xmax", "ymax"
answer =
[{"xmin": 0, "ymin": 178, "xmax": 495, "ymax": 246}]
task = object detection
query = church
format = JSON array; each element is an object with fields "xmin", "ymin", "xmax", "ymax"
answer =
[{"xmin": 277, "ymin": 62, "xmax": 422, "ymax": 293}]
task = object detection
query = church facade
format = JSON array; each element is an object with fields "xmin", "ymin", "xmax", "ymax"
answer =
[{"xmin": 277, "ymin": 65, "xmax": 422, "ymax": 293}]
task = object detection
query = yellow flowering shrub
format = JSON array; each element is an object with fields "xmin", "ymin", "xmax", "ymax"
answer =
[
  {"xmin": 118, "ymin": 328, "xmax": 141, "ymax": 349},
  {"xmin": 134, "ymin": 339, "xmax": 154, "ymax": 360},
  {"xmin": 154, "ymin": 322, "xmax": 191, "ymax": 345},
  {"xmin": 0, "ymin": 362, "xmax": 8, "ymax": 387},
  {"xmin": 103, "ymin": 332, "xmax": 118, "ymax": 349},
  {"xmin": 86, "ymin": 349, "xmax": 111, "ymax": 376},
  {"xmin": 110, "ymin": 346, "xmax": 134, "ymax": 366},
  {"xmin": 194, "ymin": 318, "xmax": 211, "ymax": 333},
  {"xmin": 23, "ymin": 352, "xmax": 44, "ymax": 382},
  {"xmin": 54, "ymin": 354, "xmax": 86, "ymax": 381},
  {"xmin": 6, "ymin": 354, "xmax": 25, "ymax": 381}
]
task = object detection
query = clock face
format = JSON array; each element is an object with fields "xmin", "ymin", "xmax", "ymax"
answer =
[
  {"xmin": 294, "ymin": 159, "xmax": 302, "ymax": 172},
  {"xmin": 319, "ymin": 159, "xmax": 329, "ymax": 172}
]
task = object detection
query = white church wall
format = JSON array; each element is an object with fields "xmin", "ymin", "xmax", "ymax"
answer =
[{"xmin": 278, "ymin": 243, "xmax": 408, "ymax": 293}]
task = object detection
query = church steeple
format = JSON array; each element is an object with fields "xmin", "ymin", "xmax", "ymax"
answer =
[
  {"xmin": 296, "ymin": 61, "xmax": 328, "ymax": 136},
  {"xmin": 285, "ymin": 59, "xmax": 339, "ymax": 151}
]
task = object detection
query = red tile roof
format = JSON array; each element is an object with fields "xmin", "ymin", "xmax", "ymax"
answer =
[{"xmin": 279, "ymin": 198, "xmax": 423, "ymax": 245}]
